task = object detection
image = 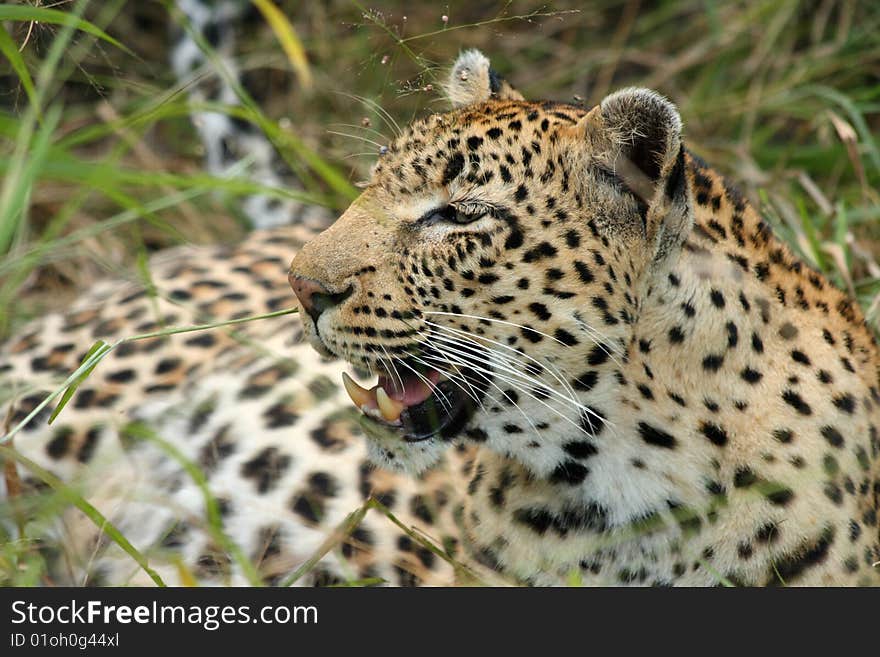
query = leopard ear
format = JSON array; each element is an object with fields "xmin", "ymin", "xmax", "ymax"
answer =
[
  {"xmin": 579, "ymin": 88, "xmax": 693, "ymax": 263},
  {"xmin": 446, "ymin": 49, "xmax": 524, "ymax": 108}
]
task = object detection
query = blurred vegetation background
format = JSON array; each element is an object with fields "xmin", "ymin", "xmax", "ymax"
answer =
[{"xmin": 1, "ymin": 0, "xmax": 879, "ymax": 340}]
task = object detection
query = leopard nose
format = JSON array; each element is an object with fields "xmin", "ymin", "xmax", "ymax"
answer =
[{"xmin": 288, "ymin": 273, "xmax": 353, "ymax": 324}]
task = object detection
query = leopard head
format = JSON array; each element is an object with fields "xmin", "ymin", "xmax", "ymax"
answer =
[{"xmin": 289, "ymin": 50, "xmax": 694, "ymax": 475}]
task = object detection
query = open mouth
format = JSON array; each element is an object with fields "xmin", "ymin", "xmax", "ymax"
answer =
[{"xmin": 340, "ymin": 359, "xmax": 477, "ymax": 443}]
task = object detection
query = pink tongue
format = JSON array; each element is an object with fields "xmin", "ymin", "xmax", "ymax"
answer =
[{"xmin": 378, "ymin": 369, "xmax": 440, "ymax": 406}]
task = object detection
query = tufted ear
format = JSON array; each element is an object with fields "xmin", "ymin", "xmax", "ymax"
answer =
[
  {"xmin": 446, "ymin": 49, "xmax": 524, "ymax": 108},
  {"xmin": 578, "ymin": 88, "xmax": 693, "ymax": 264}
]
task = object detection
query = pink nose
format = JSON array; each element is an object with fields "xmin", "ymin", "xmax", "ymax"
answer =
[{"xmin": 288, "ymin": 273, "xmax": 352, "ymax": 323}]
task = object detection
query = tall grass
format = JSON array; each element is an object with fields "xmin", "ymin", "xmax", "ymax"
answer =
[
  {"xmin": 0, "ymin": 0, "xmax": 878, "ymax": 586},
  {"xmin": 2, "ymin": 1, "xmax": 877, "ymax": 338}
]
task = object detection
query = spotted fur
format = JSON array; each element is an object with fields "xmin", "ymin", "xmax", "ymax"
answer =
[
  {"xmin": 1, "ymin": 14, "xmax": 877, "ymax": 585},
  {"xmin": 290, "ymin": 51, "xmax": 880, "ymax": 586}
]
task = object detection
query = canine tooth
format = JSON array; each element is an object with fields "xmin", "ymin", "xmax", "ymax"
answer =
[
  {"xmin": 342, "ymin": 372, "xmax": 372, "ymax": 409},
  {"xmin": 376, "ymin": 386, "xmax": 405, "ymax": 422}
]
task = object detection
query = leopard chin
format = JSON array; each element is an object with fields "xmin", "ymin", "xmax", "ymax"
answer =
[{"xmin": 358, "ymin": 415, "xmax": 450, "ymax": 475}]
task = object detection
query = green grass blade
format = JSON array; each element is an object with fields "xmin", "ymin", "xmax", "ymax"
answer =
[
  {"xmin": 1, "ymin": 342, "xmax": 108, "ymax": 444},
  {"xmin": 164, "ymin": 0, "xmax": 357, "ymax": 201},
  {"xmin": 833, "ymin": 201, "xmax": 852, "ymax": 281},
  {"xmin": 122, "ymin": 422, "xmax": 263, "ymax": 586},
  {"xmin": 0, "ymin": 104, "xmax": 61, "ymax": 254},
  {"xmin": 280, "ymin": 501, "xmax": 371, "ymax": 587},
  {"xmin": 794, "ymin": 196, "xmax": 828, "ymax": 272},
  {"xmin": 0, "ymin": 186, "xmax": 210, "ymax": 278},
  {"xmin": 0, "ymin": 23, "xmax": 39, "ymax": 118},
  {"xmin": 804, "ymin": 85, "xmax": 880, "ymax": 176},
  {"xmin": 1, "ymin": 308, "xmax": 298, "ymax": 444},
  {"xmin": 0, "ymin": 5, "xmax": 132, "ymax": 55},
  {"xmin": 252, "ymin": 0, "xmax": 312, "ymax": 90},
  {"xmin": 47, "ymin": 340, "xmax": 109, "ymax": 425},
  {"xmin": 119, "ymin": 307, "xmax": 298, "ymax": 342},
  {"xmin": 0, "ymin": 446, "xmax": 165, "ymax": 586},
  {"xmin": 365, "ymin": 497, "xmax": 495, "ymax": 585},
  {"xmin": 0, "ymin": 155, "xmax": 331, "ymax": 206}
]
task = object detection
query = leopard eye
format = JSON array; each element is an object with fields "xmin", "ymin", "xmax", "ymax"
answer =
[{"xmin": 425, "ymin": 204, "xmax": 490, "ymax": 225}]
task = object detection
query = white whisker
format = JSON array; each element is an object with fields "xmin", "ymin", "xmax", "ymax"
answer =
[
  {"xmin": 332, "ymin": 91, "xmax": 401, "ymax": 137},
  {"xmin": 419, "ymin": 348, "xmax": 602, "ymax": 441},
  {"xmin": 418, "ymin": 347, "xmax": 544, "ymax": 444},
  {"xmin": 327, "ymin": 122, "xmax": 390, "ymax": 141},
  {"xmin": 325, "ymin": 130, "xmax": 385, "ymax": 149},
  {"xmin": 343, "ymin": 152, "xmax": 383, "ymax": 160},
  {"xmin": 573, "ymin": 317, "xmax": 625, "ymax": 357},
  {"xmin": 425, "ymin": 320, "xmax": 580, "ymax": 402},
  {"xmin": 424, "ymin": 310, "xmax": 570, "ymax": 347},
  {"xmin": 359, "ymin": 308, "xmax": 618, "ymax": 442},
  {"xmin": 379, "ymin": 345, "xmax": 405, "ymax": 394},
  {"xmin": 418, "ymin": 332, "xmax": 615, "ymax": 437},
  {"xmin": 426, "ymin": 331, "xmax": 575, "ymax": 405}
]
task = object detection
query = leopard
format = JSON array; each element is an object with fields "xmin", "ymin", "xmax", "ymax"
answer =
[
  {"xmin": 1, "ymin": 6, "xmax": 878, "ymax": 586},
  {"xmin": 1, "ymin": 0, "xmax": 470, "ymax": 588},
  {"xmin": 1, "ymin": 224, "xmax": 470, "ymax": 587},
  {"xmin": 288, "ymin": 49, "xmax": 880, "ymax": 586}
]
